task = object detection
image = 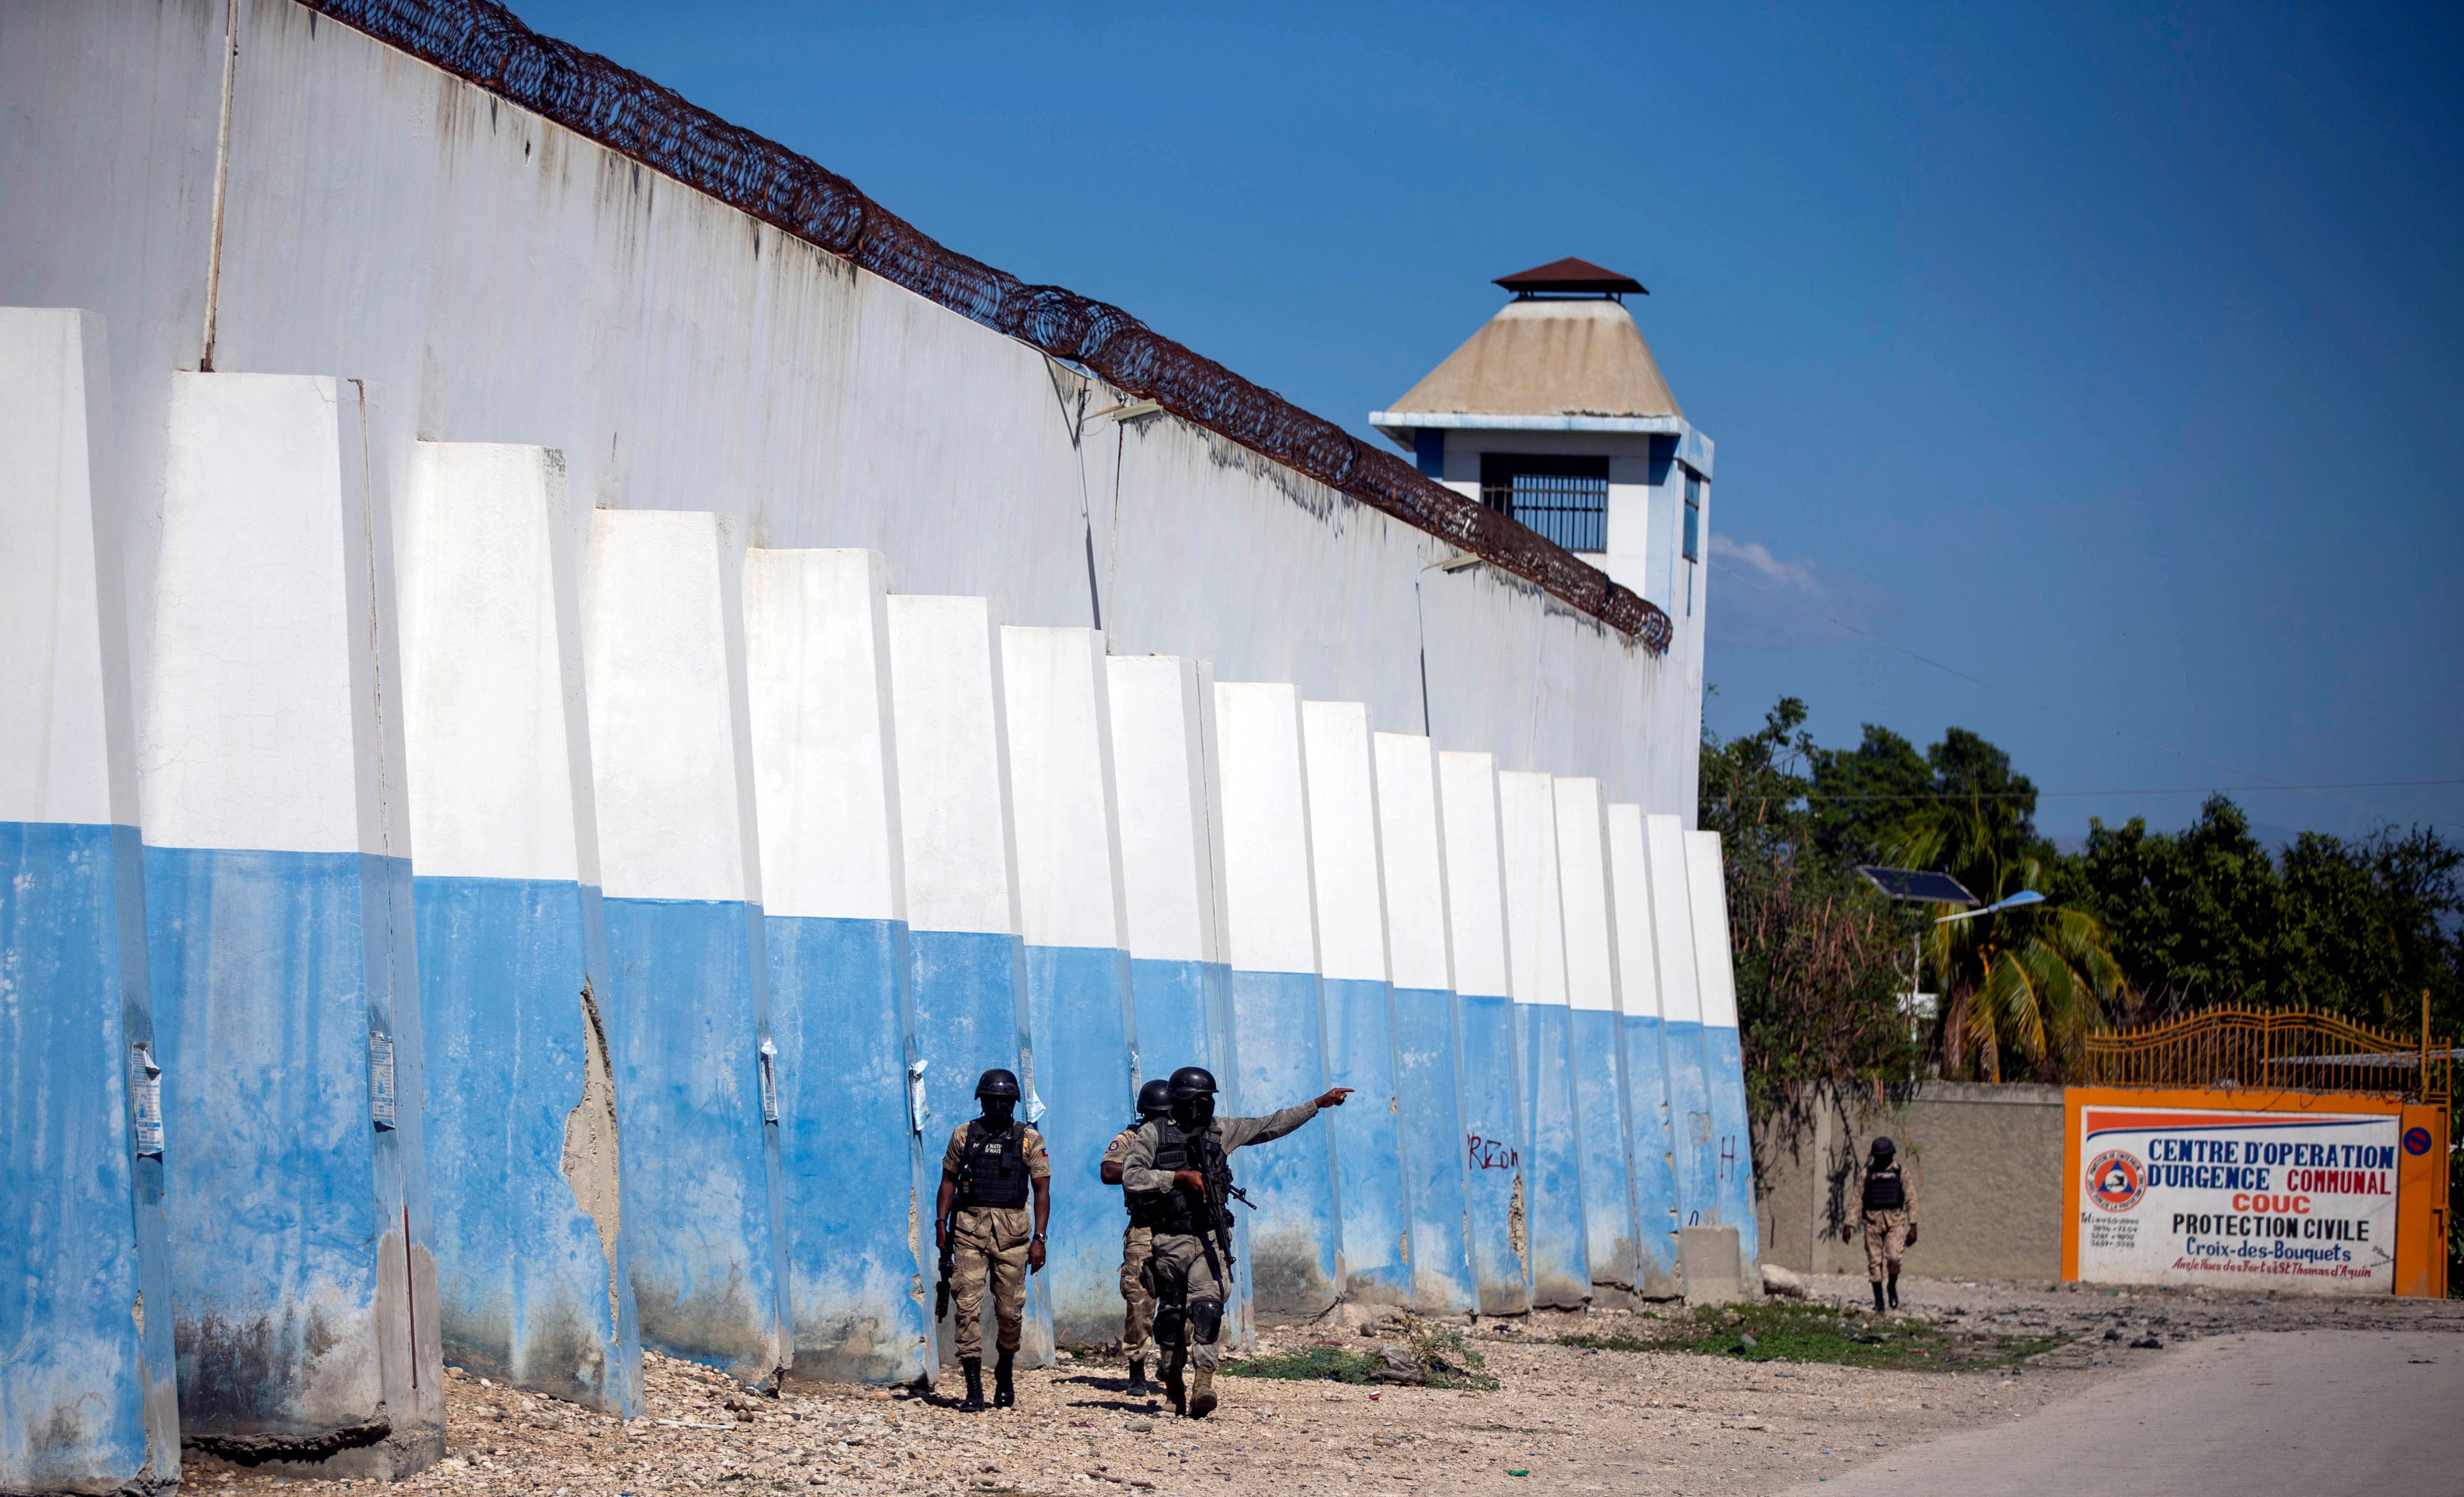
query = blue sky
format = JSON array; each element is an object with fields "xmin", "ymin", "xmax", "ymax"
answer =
[{"xmin": 514, "ymin": 1, "xmax": 2462, "ymax": 843}]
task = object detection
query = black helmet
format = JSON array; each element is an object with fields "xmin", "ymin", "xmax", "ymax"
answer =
[
  {"xmin": 1168, "ymin": 1066, "xmax": 1218, "ymax": 1102},
  {"xmin": 1870, "ymin": 1136, "xmax": 1897, "ymax": 1160},
  {"xmin": 1137, "ymin": 1078, "xmax": 1172, "ymax": 1116},
  {"xmin": 975, "ymin": 1068, "xmax": 1021, "ymax": 1101}
]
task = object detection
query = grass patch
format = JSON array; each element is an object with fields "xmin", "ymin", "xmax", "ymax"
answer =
[
  {"xmin": 1558, "ymin": 1302, "xmax": 2059, "ymax": 1372},
  {"xmin": 1221, "ymin": 1327, "xmax": 1499, "ymax": 1391}
]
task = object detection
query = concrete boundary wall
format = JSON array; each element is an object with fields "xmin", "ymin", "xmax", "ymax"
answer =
[
  {"xmin": 1214, "ymin": 682, "xmax": 1340, "ymax": 1318},
  {"xmin": 0, "ymin": 308, "xmax": 179, "ymax": 1492},
  {"xmin": 583, "ymin": 510, "xmax": 790, "ymax": 1385},
  {"xmin": 1438, "ymin": 751, "xmax": 1531, "ymax": 1315},
  {"xmin": 1605, "ymin": 804, "xmax": 1682, "ymax": 1297},
  {"xmin": 745, "ymin": 548, "xmax": 931, "ymax": 1385},
  {"xmin": 1686, "ymin": 831, "xmax": 1759, "ymax": 1268},
  {"xmin": 398, "ymin": 441, "xmax": 642, "ymax": 1414},
  {"xmin": 1000, "ymin": 626, "xmax": 1140, "ymax": 1347},
  {"xmin": 1644, "ymin": 813, "xmax": 1716, "ymax": 1239},
  {"xmin": 143, "ymin": 371, "xmax": 443, "ymax": 1472},
  {"xmin": 1554, "ymin": 778, "xmax": 1642, "ymax": 1304},
  {"xmin": 1372, "ymin": 732, "xmax": 1478, "ymax": 1314},
  {"xmin": 1498, "ymin": 771, "xmax": 1589, "ymax": 1309}
]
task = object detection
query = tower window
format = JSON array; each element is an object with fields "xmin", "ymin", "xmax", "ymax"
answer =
[
  {"xmin": 1479, "ymin": 452, "xmax": 1608, "ymax": 553},
  {"xmin": 1683, "ymin": 472, "xmax": 1702, "ymax": 563}
]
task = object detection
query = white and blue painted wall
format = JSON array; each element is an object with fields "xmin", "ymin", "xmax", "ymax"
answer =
[
  {"xmin": 1643, "ymin": 814, "xmax": 1719, "ymax": 1241},
  {"xmin": 886, "ymin": 596, "xmax": 1054, "ymax": 1370},
  {"xmin": 1554, "ymin": 779, "xmax": 1643, "ymax": 1306},
  {"xmin": 1002, "ymin": 626, "xmax": 1141, "ymax": 1347},
  {"xmin": 1498, "ymin": 772, "xmax": 1590, "ymax": 1309},
  {"xmin": 1606, "ymin": 804, "xmax": 1684, "ymax": 1297},
  {"xmin": 1372, "ymin": 732, "xmax": 1479, "ymax": 1314},
  {"xmin": 1438, "ymin": 751, "xmax": 1531, "ymax": 1315},
  {"xmin": 747, "ymin": 548, "xmax": 932, "ymax": 1386},
  {"xmin": 1302, "ymin": 704, "xmax": 1415, "ymax": 1306},
  {"xmin": 398, "ymin": 441, "xmax": 642, "ymax": 1416},
  {"xmin": 1687, "ymin": 831, "xmax": 1759, "ymax": 1268},
  {"xmin": 0, "ymin": 308, "xmax": 178, "ymax": 1493},
  {"xmin": 141, "ymin": 371, "xmax": 444, "ymax": 1470},
  {"xmin": 1214, "ymin": 683, "xmax": 1341, "ymax": 1318},
  {"xmin": 584, "ymin": 511, "xmax": 790, "ymax": 1385}
]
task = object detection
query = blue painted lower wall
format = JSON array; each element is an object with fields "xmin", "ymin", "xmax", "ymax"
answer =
[
  {"xmin": 600, "ymin": 897, "xmax": 788, "ymax": 1384},
  {"xmin": 1661, "ymin": 1019, "xmax": 1718, "ymax": 1234},
  {"xmin": 1389, "ymin": 986, "xmax": 1475, "ymax": 1312},
  {"xmin": 416, "ymin": 874, "xmax": 640, "ymax": 1413},
  {"xmin": 1455, "ymin": 992, "xmax": 1529, "ymax": 1314},
  {"xmin": 1126, "ymin": 956, "xmax": 1251, "ymax": 1344},
  {"xmin": 1619, "ymin": 1014, "xmax": 1683, "ymax": 1297},
  {"xmin": 1517, "ymin": 1001, "xmax": 1591, "ymax": 1307},
  {"xmin": 1570, "ymin": 1008, "xmax": 1639, "ymax": 1301},
  {"xmin": 1321, "ymin": 976, "xmax": 1411, "ymax": 1304},
  {"xmin": 1, "ymin": 822, "xmax": 176, "ymax": 1491},
  {"xmin": 1024, "ymin": 943, "xmax": 1139, "ymax": 1345},
  {"xmin": 1703, "ymin": 1024, "xmax": 1760, "ymax": 1264},
  {"xmin": 767, "ymin": 915, "xmax": 931, "ymax": 1384},
  {"xmin": 1225, "ymin": 968, "xmax": 1338, "ymax": 1317},
  {"xmin": 909, "ymin": 927, "xmax": 1052, "ymax": 1366},
  {"xmin": 146, "ymin": 844, "xmax": 400, "ymax": 1437}
]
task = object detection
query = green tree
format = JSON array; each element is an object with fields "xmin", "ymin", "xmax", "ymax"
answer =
[{"xmin": 2053, "ymin": 797, "xmax": 2281, "ymax": 1018}]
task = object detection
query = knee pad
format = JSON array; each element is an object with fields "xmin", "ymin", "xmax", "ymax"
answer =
[
  {"xmin": 1153, "ymin": 1300, "xmax": 1187, "ymax": 1346},
  {"xmin": 1189, "ymin": 1302, "xmax": 1222, "ymax": 1346}
]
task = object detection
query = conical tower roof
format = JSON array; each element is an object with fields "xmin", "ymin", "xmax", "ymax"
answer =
[{"xmin": 1377, "ymin": 294, "xmax": 1681, "ymax": 430}]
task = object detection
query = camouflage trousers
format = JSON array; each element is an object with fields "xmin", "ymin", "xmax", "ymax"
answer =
[
  {"xmin": 1140, "ymin": 1232, "xmax": 1228, "ymax": 1371},
  {"xmin": 950, "ymin": 1206, "xmax": 1032, "ymax": 1359},
  {"xmin": 1119, "ymin": 1224, "xmax": 1154, "ymax": 1356},
  {"xmin": 1863, "ymin": 1208, "xmax": 1910, "ymax": 1281}
]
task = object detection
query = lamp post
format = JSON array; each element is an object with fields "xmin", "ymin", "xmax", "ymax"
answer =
[{"xmin": 1909, "ymin": 889, "xmax": 2047, "ymax": 1057}]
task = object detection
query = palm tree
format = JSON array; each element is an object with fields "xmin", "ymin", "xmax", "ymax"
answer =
[{"xmin": 1890, "ymin": 797, "xmax": 2128, "ymax": 1081}]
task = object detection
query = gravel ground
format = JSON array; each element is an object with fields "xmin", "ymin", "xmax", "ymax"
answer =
[{"xmin": 184, "ymin": 1277, "xmax": 2464, "ymax": 1497}]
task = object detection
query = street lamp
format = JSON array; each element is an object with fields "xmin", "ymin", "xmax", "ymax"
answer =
[{"xmin": 1856, "ymin": 867, "xmax": 2048, "ymax": 1071}]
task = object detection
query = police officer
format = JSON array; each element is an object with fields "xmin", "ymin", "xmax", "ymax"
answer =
[
  {"xmin": 1117, "ymin": 1066, "xmax": 1352, "ymax": 1418},
  {"xmin": 936, "ymin": 1068, "xmax": 1052, "ymax": 1411},
  {"xmin": 1842, "ymin": 1135, "xmax": 1917, "ymax": 1311},
  {"xmin": 1100, "ymin": 1078, "xmax": 1175, "ymax": 1393}
]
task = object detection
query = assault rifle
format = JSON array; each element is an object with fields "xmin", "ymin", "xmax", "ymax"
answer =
[{"xmin": 933, "ymin": 1216, "xmax": 957, "ymax": 1322}]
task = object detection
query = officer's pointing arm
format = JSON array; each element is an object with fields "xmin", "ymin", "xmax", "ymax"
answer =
[{"xmin": 1221, "ymin": 1089, "xmax": 1354, "ymax": 1151}]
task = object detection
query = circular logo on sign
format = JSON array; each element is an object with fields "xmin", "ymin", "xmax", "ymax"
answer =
[
  {"xmin": 2405, "ymin": 1126, "xmax": 2433, "ymax": 1157},
  {"xmin": 2087, "ymin": 1150, "xmax": 2146, "ymax": 1213}
]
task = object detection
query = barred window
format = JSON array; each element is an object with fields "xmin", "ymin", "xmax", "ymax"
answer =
[{"xmin": 1479, "ymin": 453, "xmax": 1608, "ymax": 554}]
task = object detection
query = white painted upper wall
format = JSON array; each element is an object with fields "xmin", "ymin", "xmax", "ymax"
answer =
[
  {"xmin": 885, "ymin": 595, "xmax": 1023, "ymax": 937},
  {"xmin": 744, "ymin": 548, "xmax": 906, "ymax": 924},
  {"xmin": 1642, "ymin": 814, "xmax": 1701, "ymax": 1026},
  {"xmin": 1372, "ymin": 733, "xmax": 1454, "ymax": 996},
  {"xmin": 1213, "ymin": 682, "xmax": 1320, "ymax": 976},
  {"xmin": 1437, "ymin": 751, "xmax": 1513, "ymax": 1001},
  {"xmin": 583, "ymin": 510, "xmax": 761, "ymax": 904},
  {"xmin": 1552, "ymin": 778, "xmax": 1619, "ymax": 1015},
  {"xmin": 0, "ymin": 308, "xmax": 132, "ymax": 829},
  {"xmin": 1104, "ymin": 655, "xmax": 1220, "ymax": 966},
  {"xmin": 1300, "ymin": 701, "xmax": 1390, "ymax": 985},
  {"xmin": 1604, "ymin": 803, "xmax": 1661, "ymax": 1021},
  {"xmin": 144, "ymin": 372, "xmax": 402, "ymax": 856},
  {"xmin": 1001, "ymin": 626, "xmax": 1130, "ymax": 951},
  {"xmin": 0, "ymin": 0, "xmax": 1691, "ymax": 816},
  {"xmin": 1684, "ymin": 830, "xmax": 1739, "ymax": 1030},
  {"xmin": 397, "ymin": 442, "xmax": 596, "ymax": 886},
  {"xmin": 1497, "ymin": 770, "xmax": 1569, "ymax": 1009}
]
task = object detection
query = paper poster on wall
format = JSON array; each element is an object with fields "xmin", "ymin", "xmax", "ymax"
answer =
[{"xmin": 2076, "ymin": 1103, "xmax": 2398, "ymax": 1294}]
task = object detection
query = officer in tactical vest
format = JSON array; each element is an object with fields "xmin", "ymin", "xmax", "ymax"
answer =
[
  {"xmin": 1842, "ymin": 1135, "xmax": 1917, "ymax": 1311},
  {"xmin": 1116, "ymin": 1066, "xmax": 1352, "ymax": 1418},
  {"xmin": 936, "ymin": 1068, "xmax": 1052, "ymax": 1411},
  {"xmin": 1100, "ymin": 1078, "xmax": 1175, "ymax": 1393}
]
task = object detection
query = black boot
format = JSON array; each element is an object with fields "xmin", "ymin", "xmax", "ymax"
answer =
[
  {"xmin": 1160, "ymin": 1347, "xmax": 1187, "ymax": 1417},
  {"xmin": 1125, "ymin": 1354, "xmax": 1150, "ymax": 1395},
  {"xmin": 1888, "ymin": 1274, "xmax": 1900, "ymax": 1311},
  {"xmin": 1871, "ymin": 1281, "xmax": 1887, "ymax": 1314},
  {"xmin": 994, "ymin": 1348, "xmax": 1016, "ymax": 1409},
  {"xmin": 959, "ymin": 1357, "xmax": 986, "ymax": 1412}
]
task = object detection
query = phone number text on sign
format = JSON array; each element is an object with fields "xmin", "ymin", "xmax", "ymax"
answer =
[{"xmin": 2076, "ymin": 1105, "xmax": 2397, "ymax": 1294}]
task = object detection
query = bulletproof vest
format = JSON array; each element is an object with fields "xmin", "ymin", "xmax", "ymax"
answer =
[
  {"xmin": 1119, "ymin": 1121, "xmax": 1162, "ymax": 1225},
  {"xmin": 1142, "ymin": 1120, "xmax": 1234, "ymax": 1237},
  {"xmin": 1862, "ymin": 1163, "xmax": 1905, "ymax": 1211},
  {"xmin": 956, "ymin": 1119, "xmax": 1031, "ymax": 1209}
]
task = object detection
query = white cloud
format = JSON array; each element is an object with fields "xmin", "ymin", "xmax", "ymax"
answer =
[{"xmin": 1705, "ymin": 533, "xmax": 1889, "ymax": 649}]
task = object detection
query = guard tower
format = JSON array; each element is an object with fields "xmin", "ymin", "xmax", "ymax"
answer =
[{"xmin": 1371, "ymin": 257, "xmax": 1716, "ymax": 812}]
